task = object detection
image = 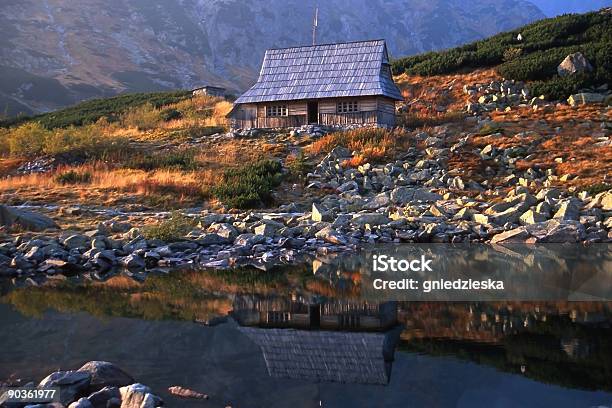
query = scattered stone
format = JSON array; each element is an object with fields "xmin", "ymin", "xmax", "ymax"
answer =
[
  {"xmin": 0, "ymin": 205, "xmax": 58, "ymax": 231},
  {"xmin": 168, "ymin": 386, "xmax": 208, "ymax": 400}
]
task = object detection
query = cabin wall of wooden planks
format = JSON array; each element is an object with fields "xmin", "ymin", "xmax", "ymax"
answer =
[{"xmin": 229, "ymin": 96, "xmax": 396, "ymax": 129}]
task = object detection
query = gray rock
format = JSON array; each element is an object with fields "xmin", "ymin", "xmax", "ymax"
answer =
[
  {"xmin": 519, "ymin": 209, "xmax": 548, "ymax": 225},
  {"xmin": 0, "ymin": 205, "xmax": 58, "ymax": 232},
  {"xmin": 567, "ymin": 93, "xmax": 605, "ymax": 107},
  {"xmin": 557, "ymin": 52, "xmax": 593, "ymax": 77},
  {"xmin": 39, "ymin": 370, "xmax": 91, "ymax": 406},
  {"xmin": 390, "ymin": 187, "xmax": 414, "ymax": 204},
  {"xmin": 553, "ymin": 200, "xmax": 581, "ymax": 221},
  {"xmin": 311, "ymin": 203, "xmax": 331, "ymax": 222},
  {"xmin": 119, "ymin": 254, "xmax": 145, "ymax": 270},
  {"xmin": 119, "ymin": 383, "xmax": 163, "ymax": 408},
  {"xmin": 490, "ymin": 227, "xmax": 530, "ymax": 244},
  {"xmin": 63, "ymin": 235, "xmax": 89, "ymax": 250},
  {"xmin": 315, "ymin": 226, "xmax": 347, "ymax": 245},
  {"xmin": 196, "ymin": 233, "xmax": 228, "ymax": 246},
  {"xmin": 86, "ymin": 387, "xmax": 121, "ymax": 408},
  {"xmin": 526, "ymin": 220, "xmax": 585, "ymax": 243},
  {"xmin": 68, "ymin": 398, "xmax": 93, "ymax": 408},
  {"xmin": 77, "ymin": 361, "xmax": 134, "ymax": 392},
  {"xmin": 351, "ymin": 213, "xmax": 390, "ymax": 227},
  {"xmin": 234, "ymin": 233, "xmax": 265, "ymax": 248},
  {"xmin": 208, "ymin": 223, "xmax": 238, "ymax": 240}
]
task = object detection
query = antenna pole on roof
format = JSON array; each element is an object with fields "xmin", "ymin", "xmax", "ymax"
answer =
[{"xmin": 312, "ymin": 6, "xmax": 318, "ymax": 45}]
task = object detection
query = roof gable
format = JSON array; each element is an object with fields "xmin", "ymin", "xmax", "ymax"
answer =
[{"xmin": 235, "ymin": 39, "xmax": 402, "ymax": 104}]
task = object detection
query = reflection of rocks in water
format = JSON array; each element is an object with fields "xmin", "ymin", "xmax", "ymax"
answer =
[{"xmin": 239, "ymin": 327, "xmax": 401, "ymax": 385}]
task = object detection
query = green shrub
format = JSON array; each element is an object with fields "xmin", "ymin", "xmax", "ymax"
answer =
[
  {"xmin": 44, "ymin": 124, "xmax": 129, "ymax": 159},
  {"xmin": 6, "ymin": 123, "xmax": 49, "ymax": 157},
  {"xmin": 478, "ymin": 124, "xmax": 505, "ymax": 136},
  {"xmin": 391, "ymin": 11, "xmax": 611, "ymax": 100},
  {"xmin": 212, "ymin": 159, "xmax": 283, "ymax": 209},
  {"xmin": 160, "ymin": 108, "xmax": 183, "ymax": 122},
  {"xmin": 143, "ymin": 211, "xmax": 196, "ymax": 241},
  {"xmin": 54, "ymin": 170, "xmax": 92, "ymax": 185},
  {"xmin": 126, "ymin": 150, "xmax": 198, "ymax": 171},
  {"xmin": 0, "ymin": 91, "xmax": 192, "ymax": 129},
  {"xmin": 121, "ymin": 103, "xmax": 160, "ymax": 131},
  {"xmin": 583, "ymin": 183, "xmax": 611, "ymax": 196},
  {"xmin": 287, "ymin": 151, "xmax": 311, "ymax": 180}
]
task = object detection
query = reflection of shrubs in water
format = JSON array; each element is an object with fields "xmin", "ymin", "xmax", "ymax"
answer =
[
  {"xmin": 0, "ymin": 265, "xmax": 316, "ymax": 321},
  {"xmin": 1, "ymin": 274, "xmax": 231, "ymax": 322},
  {"xmin": 399, "ymin": 315, "xmax": 612, "ymax": 392}
]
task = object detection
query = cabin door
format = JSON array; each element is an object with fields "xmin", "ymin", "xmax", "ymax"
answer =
[{"xmin": 307, "ymin": 101, "xmax": 318, "ymax": 124}]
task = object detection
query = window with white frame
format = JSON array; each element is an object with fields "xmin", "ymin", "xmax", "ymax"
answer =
[
  {"xmin": 337, "ymin": 100, "xmax": 358, "ymax": 113},
  {"xmin": 266, "ymin": 104, "xmax": 288, "ymax": 117}
]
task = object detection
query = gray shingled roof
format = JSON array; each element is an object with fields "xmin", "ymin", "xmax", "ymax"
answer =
[
  {"xmin": 235, "ymin": 39, "xmax": 403, "ymax": 104},
  {"xmin": 239, "ymin": 327, "xmax": 391, "ymax": 384}
]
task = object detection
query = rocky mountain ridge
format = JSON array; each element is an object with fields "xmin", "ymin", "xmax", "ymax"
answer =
[{"xmin": 0, "ymin": 0, "xmax": 545, "ymax": 116}]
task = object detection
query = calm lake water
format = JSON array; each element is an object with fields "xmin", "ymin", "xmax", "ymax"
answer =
[{"xmin": 1, "ymin": 259, "xmax": 611, "ymax": 408}]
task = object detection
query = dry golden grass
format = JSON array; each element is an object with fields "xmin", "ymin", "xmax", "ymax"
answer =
[
  {"xmin": 308, "ymin": 128, "xmax": 411, "ymax": 162},
  {"xmin": 395, "ymin": 68, "xmax": 501, "ymax": 114},
  {"xmin": 0, "ymin": 163, "xmax": 220, "ymax": 207}
]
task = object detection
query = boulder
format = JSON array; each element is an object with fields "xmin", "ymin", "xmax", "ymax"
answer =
[
  {"xmin": 311, "ymin": 203, "xmax": 331, "ymax": 222},
  {"xmin": 119, "ymin": 254, "xmax": 145, "ymax": 270},
  {"xmin": 553, "ymin": 200, "xmax": 581, "ymax": 221},
  {"xmin": 567, "ymin": 93, "xmax": 605, "ymax": 107},
  {"xmin": 0, "ymin": 205, "xmax": 58, "ymax": 232},
  {"xmin": 315, "ymin": 226, "xmax": 347, "ymax": 245},
  {"xmin": 350, "ymin": 213, "xmax": 390, "ymax": 228},
  {"xmin": 68, "ymin": 398, "xmax": 94, "ymax": 408},
  {"xmin": 196, "ymin": 233, "xmax": 228, "ymax": 246},
  {"xmin": 63, "ymin": 235, "xmax": 89, "ymax": 250},
  {"xmin": 39, "ymin": 370, "xmax": 91, "ymax": 406},
  {"xmin": 526, "ymin": 220, "xmax": 585, "ymax": 243},
  {"xmin": 490, "ymin": 227, "xmax": 530, "ymax": 244},
  {"xmin": 557, "ymin": 52, "xmax": 593, "ymax": 77},
  {"xmin": 86, "ymin": 387, "xmax": 121, "ymax": 408},
  {"xmin": 119, "ymin": 383, "xmax": 163, "ymax": 408},
  {"xmin": 77, "ymin": 361, "xmax": 134, "ymax": 392}
]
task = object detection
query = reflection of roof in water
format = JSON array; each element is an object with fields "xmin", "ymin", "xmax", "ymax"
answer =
[{"xmin": 239, "ymin": 327, "xmax": 392, "ymax": 384}]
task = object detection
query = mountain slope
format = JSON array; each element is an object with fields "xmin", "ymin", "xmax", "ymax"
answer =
[
  {"xmin": 0, "ymin": 0, "xmax": 544, "ymax": 116},
  {"xmin": 391, "ymin": 9, "xmax": 612, "ymax": 99},
  {"xmin": 528, "ymin": 0, "xmax": 611, "ymax": 16}
]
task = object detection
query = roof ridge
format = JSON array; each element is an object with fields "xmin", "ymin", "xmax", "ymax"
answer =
[{"xmin": 265, "ymin": 38, "xmax": 386, "ymax": 52}]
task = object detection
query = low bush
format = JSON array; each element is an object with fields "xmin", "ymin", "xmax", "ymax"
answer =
[
  {"xmin": 3, "ymin": 122, "xmax": 129, "ymax": 159},
  {"xmin": 120, "ymin": 103, "xmax": 160, "ymax": 131},
  {"xmin": 0, "ymin": 91, "xmax": 192, "ymax": 129},
  {"xmin": 126, "ymin": 150, "xmax": 198, "ymax": 171},
  {"xmin": 143, "ymin": 211, "xmax": 196, "ymax": 241},
  {"xmin": 286, "ymin": 150, "xmax": 311, "ymax": 180},
  {"xmin": 212, "ymin": 159, "xmax": 283, "ymax": 209},
  {"xmin": 160, "ymin": 108, "xmax": 183, "ymax": 122},
  {"xmin": 54, "ymin": 170, "xmax": 92, "ymax": 185},
  {"xmin": 5, "ymin": 122, "xmax": 48, "ymax": 157}
]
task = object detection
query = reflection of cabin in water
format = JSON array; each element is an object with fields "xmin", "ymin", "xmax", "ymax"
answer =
[
  {"xmin": 232, "ymin": 296, "xmax": 397, "ymax": 331},
  {"xmin": 239, "ymin": 326, "xmax": 399, "ymax": 384},
  {"xmin": 234, "ymin": 296, "xmax": 400, "ymax": 384}
]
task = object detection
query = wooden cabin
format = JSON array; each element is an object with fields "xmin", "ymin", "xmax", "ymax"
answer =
[
  {"xmin": 192, "ymin": 85, "xmax": 226, "ymax": 97},
  {"xmin": 228, "ymin": 39, "xmax": 402, "ymax": 129}
]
